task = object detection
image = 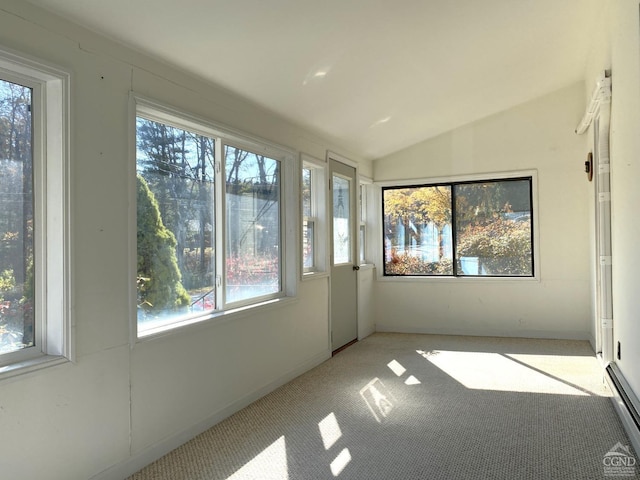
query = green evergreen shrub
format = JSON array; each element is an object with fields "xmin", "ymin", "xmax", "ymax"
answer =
[{"xmin": 136, "ymin": 174, "xmax": 190, "ymax": 312}]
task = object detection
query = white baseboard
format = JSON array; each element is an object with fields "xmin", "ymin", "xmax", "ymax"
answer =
[
  {"xmin": 91, "ymin": 349, "xmax": 331, "ymax": 480},
  {"xmin": 605, "ymin": 364, "xmax": 640, "ymax": 457},
  {"xmin": 375, "ymin": 324, "xmax": 591, "ymax": 342}
]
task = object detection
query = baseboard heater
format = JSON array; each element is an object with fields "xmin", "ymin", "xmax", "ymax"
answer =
[{"xmin": 606, "ymin": 363, "xmax": 640, "ymax": 454}]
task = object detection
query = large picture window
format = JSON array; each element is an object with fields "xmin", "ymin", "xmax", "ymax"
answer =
[
  {"xmin": 135, "ymin": 99, "xmax": 293, "ymax": 337},
  {"xmin": 383, "ymin": 176, "xmax": 534, "ymax": 277}
]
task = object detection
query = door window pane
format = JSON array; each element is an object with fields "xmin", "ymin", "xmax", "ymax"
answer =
[
  {"xmin": 332, "ymin": 175, "xmax": 351, "ymax": 264},
  {"xmin": 225, "ymin": 146, "xmax": 281, "ymax": 303},
  {"xmin": 136, "ymin": 117, "xmax": 216, "ymax": 332},
  {"xmin": 0, "ymin": 79, "xmax": 34, "ymax": 354}
]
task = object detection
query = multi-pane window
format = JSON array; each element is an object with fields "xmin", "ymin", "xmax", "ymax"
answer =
[
  {"xmin": 135, "ymin": 100, "xmax": 292, "ymax": 337},
  {"xmin": 301, "ymin": 155, "xmax": 327, "ymax": 276},
  {"xmin": 0, "ymin": 48, "xmax": 71, "ymax": 375},
  {"xmin": 383, "ymin": 177, "xmax": 534, "ymax": 277}
]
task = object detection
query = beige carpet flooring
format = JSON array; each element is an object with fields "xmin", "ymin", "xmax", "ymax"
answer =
[{"xmin": 128, "ymin": 333, "xmax": 639, "ymax": 479}]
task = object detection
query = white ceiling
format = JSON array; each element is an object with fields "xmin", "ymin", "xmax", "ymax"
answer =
[{"xmin": 27, "ymin": 0, "xmax": 599, "ymax": 160}]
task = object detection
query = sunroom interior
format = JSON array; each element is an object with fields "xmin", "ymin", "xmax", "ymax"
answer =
[{"xmin": 0, "ymin": 0, "xmax": 639, "ymax": 478}]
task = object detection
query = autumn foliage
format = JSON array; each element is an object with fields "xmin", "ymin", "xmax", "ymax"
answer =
[{"xmin": 383, "ymin": 179, "xmax": 533, "ymax": 276}]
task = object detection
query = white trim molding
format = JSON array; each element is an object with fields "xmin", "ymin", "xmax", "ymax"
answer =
[
  {"xmin": 0, "ymin": 45, "xmax": 73, "ymax": 380},
  {"xmin": 575, "ymin": 71, "xmax": 612, "ymax": 135}
]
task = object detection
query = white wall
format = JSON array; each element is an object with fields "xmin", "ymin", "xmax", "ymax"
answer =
[
  {"xmin": 357, "ymin": 266, "xmax": 376, "ymax": 340},
  {"xmin": 0, "ymin": 1, "xmax": 371, "ymax": 479},
  {"xmin": 373, "ymin": 83, "xmax": 592, "ymax": 340},
  {"xmin": 585, "ymin": 0, "xmax": 640, "ymax": 401}
]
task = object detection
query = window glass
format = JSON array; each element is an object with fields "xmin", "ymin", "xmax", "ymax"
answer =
[
  {"xmin": 225, "ymin": 145, "xmax": 281, "ymax": 304},
  {"xmin": 302, "ymin": 167, "xmax": 312, "ymax": 218},
  {"xmin": 383, "ymin": 186, "xmax": 453, "ymax": 275},
  {"xmin": 303, "ymin": 220, "xmax": 315, "ymax": 270},
  {"xmin": 383, "ymin": 177, "xmax": 533, "ymax": 277},
  {"xmin": 359, "ymin": 182, "xmax": 369, "ymax": 264},
  {"xmin": 302, "ymin": 166, "xmax": 314, "ymax": 270},
  {"xmin": 0, "ymin": 79, "xmax": 34, "ymax": 355},
  {"xmin": 454, "ymin": 180, "xmax": 533, "ymax": 276},
  {"xmin": 332, "ymin": 175, "xmax": 351, "ymax": 264},
  {"xmin": 136, "ymin": 117, "xmax": 216, "ymax": 333},
  {"xmin": 359, "ymin": 184, "xmax": 367, "ymax": 223}
]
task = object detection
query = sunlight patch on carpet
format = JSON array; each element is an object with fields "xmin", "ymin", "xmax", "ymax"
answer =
[
  {"xmin": 360, "ymin": 378, "xmax": 395, "ymax": 422},
  {"xmin": 226, "ymin": 435, "xmax": 288, "ymax": 480},
  {"xmin": 318, "ymin": 412, "xmax": 343, "ymax": 450},
  {"xmin": 405, "ymin": 375, "xmax": 421, "ymax": 385},
  {"xmin": 387, "ymin": 359, "xmax": 407, "ymax": 376},
  {"xmin": 419, "ymin": 350, "xmax": 590, "ymax": 395},
  {"xmin": 330, "ymin": 448, "xmax": 352, "ymax": 476}
]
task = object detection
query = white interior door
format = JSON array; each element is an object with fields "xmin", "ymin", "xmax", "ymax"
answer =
[{"xmin": 329, "ymin": 158, "xmax": 358, "ymax": 352}]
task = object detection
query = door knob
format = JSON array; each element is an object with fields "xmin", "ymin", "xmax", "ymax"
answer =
[{"xmin": 353, "ymin": 265, "xmax": 360, "ymax": 271}]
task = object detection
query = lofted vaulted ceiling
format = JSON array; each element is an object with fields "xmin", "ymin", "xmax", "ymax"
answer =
[{"xmin": 26, "ymin": 0, "xmax": 599, "ymax": 160}]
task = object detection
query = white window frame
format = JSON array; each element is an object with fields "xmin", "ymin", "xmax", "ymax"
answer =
[
  {"xmin": 0, "ymin": 47, "xmax": 73, "ymax": 379},
  {"xmin": 131, "ymin": 95, "xmax": 297, "ymax": 339},
  {"xmin": 359, "ymin": 176, "xmax": 374, "ymax": 266},
  {"xmin": 377, "ymin": 169, "xmax": 540, "ymax": 282},
  {"xmin": 301, "ymin": 153, "xmax": 328, "ymax": 278},
  {"xmin": 221, "ymin": 140, "xmax": 287, "ymax": 308}
]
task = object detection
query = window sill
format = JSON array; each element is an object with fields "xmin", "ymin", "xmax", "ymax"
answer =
[
  {"xmin": 377, "ymin": 274, "xmax": 540, "ymax": 283},
  {"xmin": 0, "ymin": 354, "xmax": 70, "ymax": 382},
  {"xmin": 302, "ymin": 271, "xmax": 329, "ymax": 281},
  {"xmin": 357, "ymin": 263, "xmax": 376, "ymax": 271},
  {"xmin": 136, "ymin": 295, "xmax": 299, "ymax": 343}
]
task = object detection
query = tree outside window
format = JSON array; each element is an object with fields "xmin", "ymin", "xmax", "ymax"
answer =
[
  {"xmin": 135, "ymin": 112, "xmax": 285, "ymax": 335},
  {"xmin": 136, "ymin": 117, "xmax": 216, "ymax": 331},
  {"xmin": 383, "ymin": 177, "xmax": 533, "ymax": 277},
  {"xmin": 0, "ymin": 78, "xmax": 34, "ymax": 355}
]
